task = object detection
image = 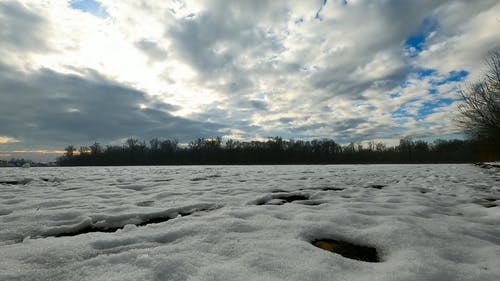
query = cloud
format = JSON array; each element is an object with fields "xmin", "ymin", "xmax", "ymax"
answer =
[
  {"xmin": 0, "ymin": 63, "xmax": 223, "ymax": 151},
  {"xmin": 0, "ymin": 1, "xmax": 50, "ymax": 53},
  {"xmin": 135, "ymin": 39, "xmax": 168, "ymax": 61}
]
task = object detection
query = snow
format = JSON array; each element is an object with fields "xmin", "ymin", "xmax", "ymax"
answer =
[{"xmin": 0, "ymin": 164, "xmax": 499, "ymax": 281}]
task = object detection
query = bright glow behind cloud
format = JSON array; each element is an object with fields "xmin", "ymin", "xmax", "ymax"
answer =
[{"xmin": 0, "ymin": 136, "xmax": 19, "ymax": 144}]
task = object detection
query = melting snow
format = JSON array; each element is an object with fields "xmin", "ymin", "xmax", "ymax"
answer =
[{"xmin": 0, "ymin": 164, "xmax": 499, "ymax": 280}]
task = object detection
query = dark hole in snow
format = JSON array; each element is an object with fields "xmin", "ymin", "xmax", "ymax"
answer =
[
  {"xmin": 311, "ymin": 238, "xmax": 380, "ymax": 263},
  {"xmin": 321, "ymin": 187, "xmax": 344, "ymax": 191},
  {"xmin": 482, "ymin": 203, "xmax": 497, "ymax": 208},
  {"xmin": 190, "ymin": 177, "xmax": 207, "ymax": 181},
  {"xmin": 367, "ymin": 184, "xmax": 385, "ymax": 189},
  {"xmin": 136, "ymin": 200, "xmax": 155, "ymax": 207},
  {"xmin": 275, "ymin": 194, "xmax": 309, "ymax": 203},
  {"xmin": 54, "ymin": 224, "xmax": 122, "ymax": 237},
  {"xmin": 0, "ymin": 180, "xmax": 20, "ymax": 185},
  {"xmin": 134, "ymin": 215, "xmax": 177, "ymax": 227},
  {"xmin": 271, "ymin": 189, "xmax": 288, "ymax": 193},
  {"xmin": 190, "ymin": 175, "xmax": 221, "ymax": 181},
  {"xmin": 0, "ymin": 209, "xmax": 12, "ymax": 216},
  {"xmin": 296, "ymin": 200, "xmax": 322, "ymax": 206},
  {"xmin": 475, "ymin": 163, "xmax": 500, "ymax": 169},
  {"xmin": 40, "ymin": 177, "xmax": 62, "ymax": 183},
  {"xmin": 50, "ymin": 206, "xmax": 216, "ymax": 238},
  {"xmin": 0, "ymin": 179, "xmax": 31, "ymax": 185},
  {"xmin": 475, "ymin": 198, "xmax": 498, "ymax": 208},
  {"xmin": 152, "ymin": 179, "xmax": 173, "ymax": 182},
  {"xmin": 255, "ymin": 193, "xmax": 310, "ymax": 205}
]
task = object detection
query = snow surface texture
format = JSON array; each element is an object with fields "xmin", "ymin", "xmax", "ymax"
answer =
[{"xmin": 0, "ymin": 164, "xmax": 499, "ymax": 281}]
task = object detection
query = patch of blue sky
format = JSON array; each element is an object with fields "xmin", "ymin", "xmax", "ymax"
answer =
[
  {"xmin": 69, "ymin": 0, "xmax": 108, "ymax": 18},
  {"xmin": 404, "ymin": 17, "xmax": 439, "ymax": 57},
  {"xmin": 397, "ymin": 79, "xmax": 412, "ymax": 88},
  {"xmin": 431, "ymin": 70, "xmax": 469, "ymax": 86},
  {"xmin": 391, "ymin": 106, "xmax": 408, "ymax": 118},
  {"xmin": 415, "ymin": 68, "xmax": 437, "ymax": 79},
  {"xmin": 428, "ymin": 88, "xmax": 438, "ymax": 95},
  {"xmin": 389, "ymin": 92, "xmax": 400, "ymax": 99},
  {"xmin": 416, "ymin": 98, "xmax": 454, "ymax": 120}
]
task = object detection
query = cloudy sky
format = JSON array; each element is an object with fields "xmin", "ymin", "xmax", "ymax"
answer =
[{"xmin": 1, "ymin": 0, "xmax": 500, "ymax": 161}]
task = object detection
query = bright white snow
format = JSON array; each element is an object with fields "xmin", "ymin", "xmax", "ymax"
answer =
[{"xmin": 0, "ymin": 164, "xmax": 499, "ymax": 281}]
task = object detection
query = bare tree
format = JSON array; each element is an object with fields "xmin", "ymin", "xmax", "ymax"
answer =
[
  {"xmin": 64, "ymin": 145, "xmax": 76, "ymax": 157},
  {"xmin": 458, "ymin": 51, "xmax": 500, "ymax": 143}
]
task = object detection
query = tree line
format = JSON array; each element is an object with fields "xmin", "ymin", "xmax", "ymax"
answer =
[
  {"xmin": 457, "ymin": 51, "xmax": 500, "ymax": 161},
  {"xmin": 57, "ymin": 137, "xmax": 480, "ymax": 166},
  {"xmin": 57, "ymin": 52, "xmax": 500, "ymax": 166}
]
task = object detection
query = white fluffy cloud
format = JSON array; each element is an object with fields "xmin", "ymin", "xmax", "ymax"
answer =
[{"xmin": 1, "ymin": 0, "xmax": 500, "ymax": 160}]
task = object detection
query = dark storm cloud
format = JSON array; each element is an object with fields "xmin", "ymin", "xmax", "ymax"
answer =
[
  {"xmin": 0, "ymin": 1, "xmax": 49, "ymax": 52},
  {"xmin": 0, "ymin": 63, "xmax": 223, "ymax": 149}
]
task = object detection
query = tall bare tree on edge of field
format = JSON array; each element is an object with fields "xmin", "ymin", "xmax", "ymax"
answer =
[{"xmin": 458, "ymin": 51, "xmax": 500, "ymax": 160}]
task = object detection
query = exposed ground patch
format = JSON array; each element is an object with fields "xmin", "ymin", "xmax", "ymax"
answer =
[
  {"xmin": 190, "ymin": 174, "xmax": 221, "ymax": 181},
  {"xmin": 40, "ymin": 177, "xmax": 63, "ymax": 183},
  {"xmin": 474, "ymin": 163, "xmax": 500, "ymax": 169},
  {"xmin": 41, "ymin": 204, "xmax": 219, "ymax": 238},
  {"xmin": 0, "ymin": 209, "xmax": 12, "ymax": 216},
  {"xmin": 253, "ymin": 193, "xmax": 311, "ymax": 205},
  {"xmin": 295, "ymin": 200, "xmax": 323, "ymax": 206},
  {"xmin": 136, "ymin": 200, "xmax": 155, "ymax": 207},
  {"xmin": 476, "ymin": 198, "xmax": 498, "ymax": 208},
  {"xmin": 311, "ymin": 238, "xmax": 380, "ymax": 263},
  {"xmin": 320, "ymin": 187, "xmax": 345, "ymax": 191},
  {"xmin": 366, "ymin": 184, "xmax": 385, "ymax": 190},
  {"xmin": 152, "ymin": 179, "xmax": 173, "ymax": 182},
  {"xmin": 0, "ymin": 179, "xmax": 32, "ymax": 185}
]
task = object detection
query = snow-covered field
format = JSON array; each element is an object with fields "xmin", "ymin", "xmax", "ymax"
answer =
[{"xmin": 1, "ymin": 164, "xmax": 499, "ymax": 281}]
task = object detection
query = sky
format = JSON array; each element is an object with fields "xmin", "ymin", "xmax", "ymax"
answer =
[{"xmin": 1, "ymin": 0, "xmax": 500, "ymax": 161}]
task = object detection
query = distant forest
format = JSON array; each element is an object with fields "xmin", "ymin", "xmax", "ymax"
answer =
[{"xmin": 56, "ymin": 137, "xmax": 486, "ymax": 166}]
